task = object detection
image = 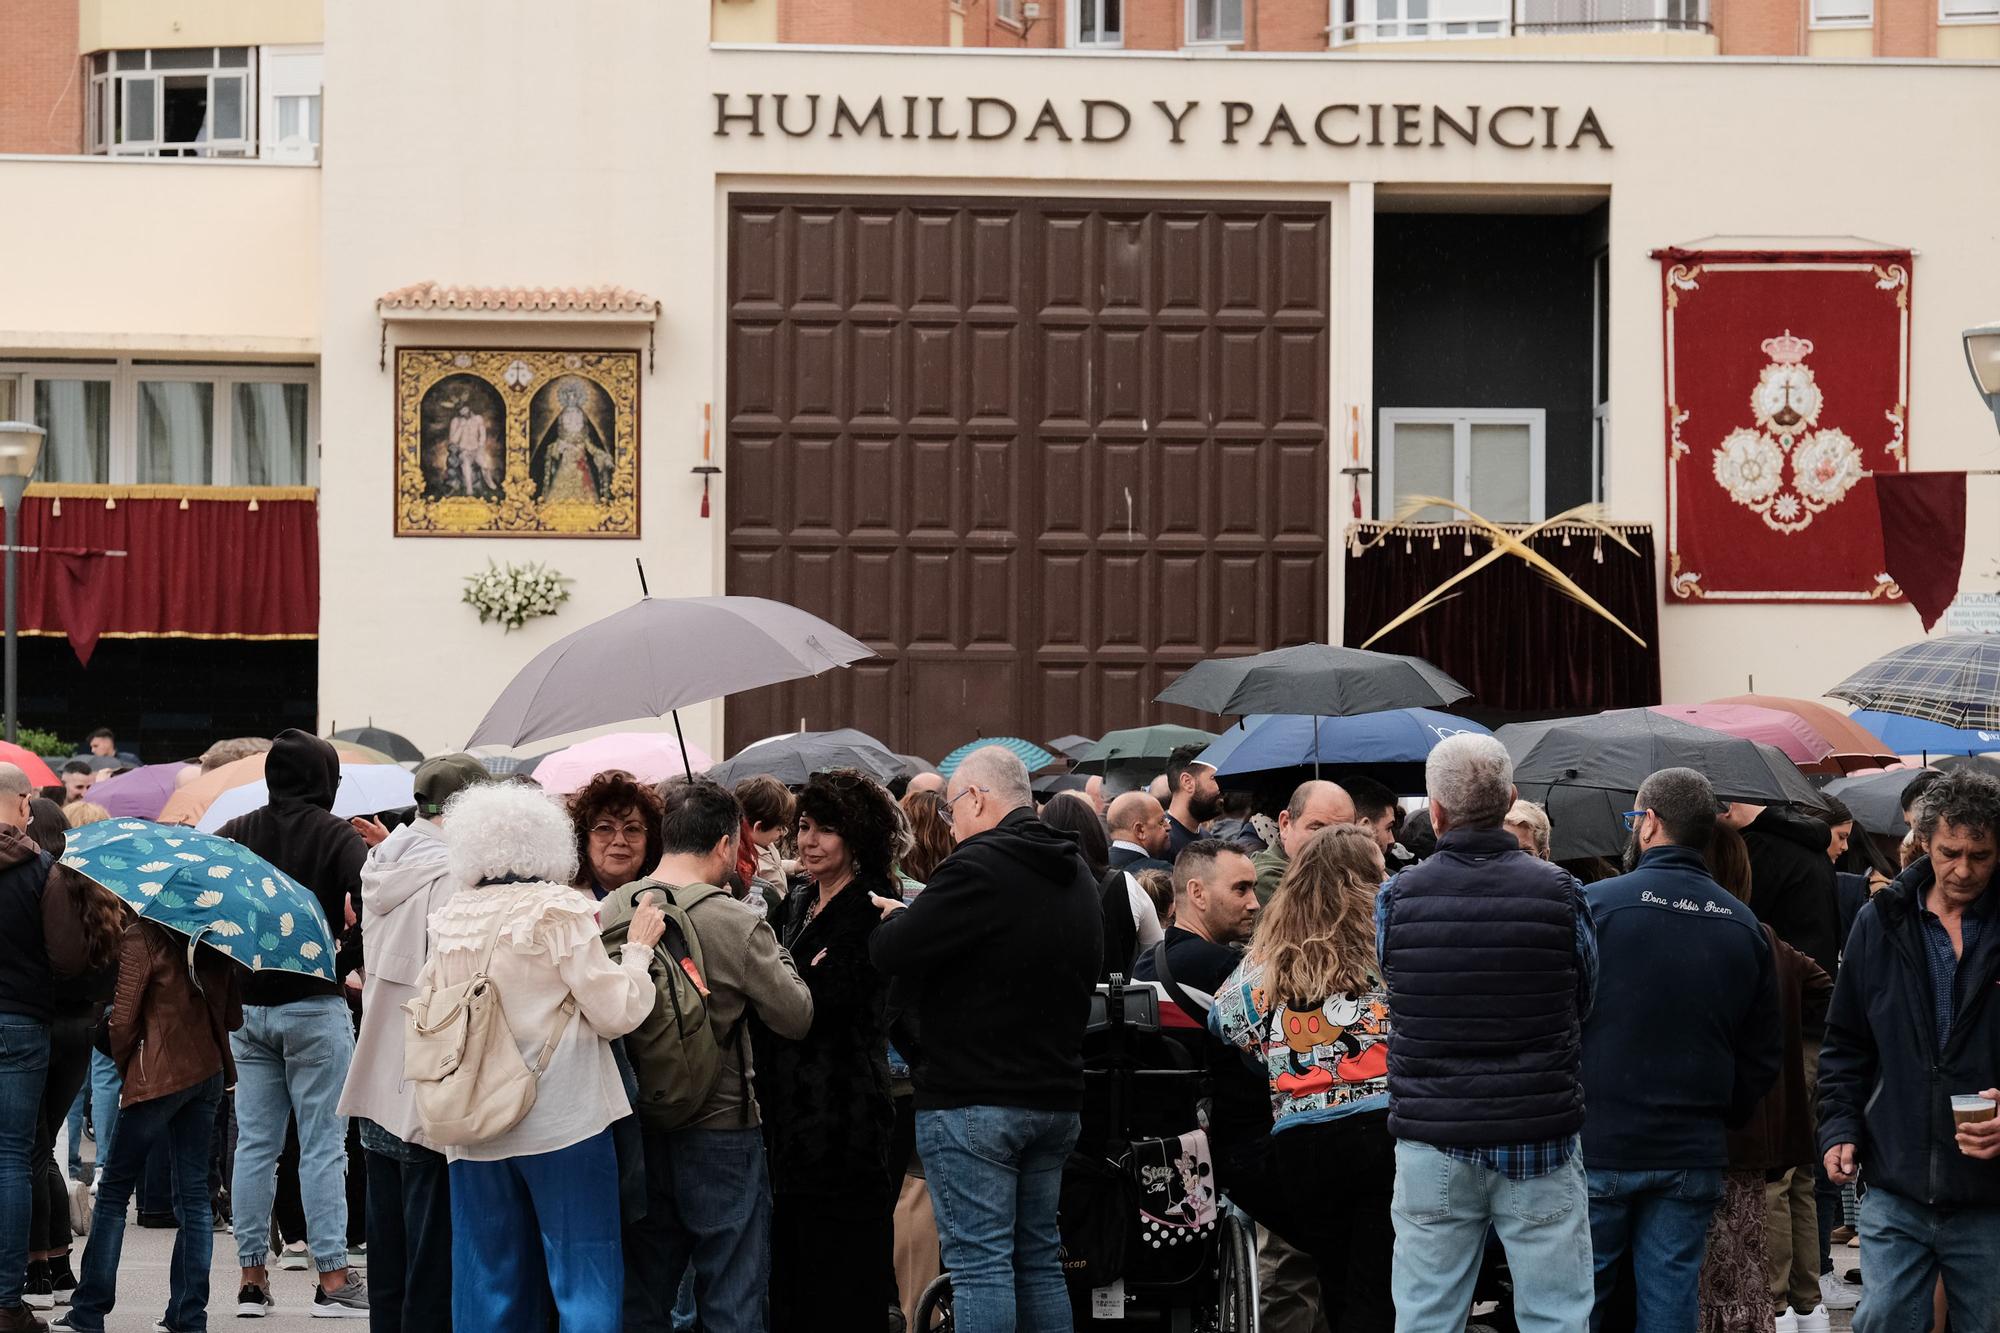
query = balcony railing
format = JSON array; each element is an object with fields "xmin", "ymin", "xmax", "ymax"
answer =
[{"xmin": 1332, "ymin": 0, "xmax": 1709, "ymax": 43}]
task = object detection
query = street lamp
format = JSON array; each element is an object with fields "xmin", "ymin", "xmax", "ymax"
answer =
[
  {"xmin": 1968, "ymin": 322, "xmax": 2000, "ymax": 433},
  {"xmin": 0, "ymin": 422, "xmax": 45, "ymax": 745}
]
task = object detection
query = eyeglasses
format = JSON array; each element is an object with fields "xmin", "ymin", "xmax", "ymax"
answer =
[
  {"xmin": 938, "ymin": 786, "xmax": 991, "ymax": 824},
  {"xmin": 589, "ymin": 821, "xmax": 648, "ymax": 843},
  {"xmin": 1621, "ymin": 809, "xmax": 1648, "ymax": 833}
]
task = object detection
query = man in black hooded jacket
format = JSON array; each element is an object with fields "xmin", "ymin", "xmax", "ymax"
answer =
[
  {"xmin": 870, "ymin": 745, "xmax": 1102, "ymax": 1333},
  {"xmin": 215, "ymin": 729, "xmax": 370, "ymax": 1319}
]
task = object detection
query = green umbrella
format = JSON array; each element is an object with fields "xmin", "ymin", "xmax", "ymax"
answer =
[
  {"xmin": 61, "ymin": 819, "xmax": 338, "ymax": 979},
  {"xmin": 1072, "ymin": 725, "xmax": 1218, "ymax": 775}
]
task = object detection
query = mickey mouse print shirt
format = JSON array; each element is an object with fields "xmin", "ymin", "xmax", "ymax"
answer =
[{"xmin": 1208, "ymin": 956, "xmax": 1391, "ymax": 1132}]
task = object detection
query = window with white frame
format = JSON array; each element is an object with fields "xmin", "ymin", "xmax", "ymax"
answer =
[
  {"xmin": 1335, "ymin": 0, "xmax": 1508, "ymax": 42},
  {"xmin": 996, "ymin": 0, "xmax": 1020, "ymax": 23},
  {"xmin": 1379, "ymin": 409, "xmax": 1547, "ymax": 524},
  {"xmin": 87, "ymin": 48, "xmax": 255, "ymax": 157},
  {"xmin": 1074, "ymin": 0, "xmax": 1125, "ymax": 44},
  {"xmin": 1188, "ymin": 0, "xmax": 1245, "ymax": 42},
  {"xmin": 0, "ymin": 361, "xmax": 315, "ymax": 487},
  {"xmin": 1811, "ymin": 0, "xmax": 1871, "ymax": 25},
  {"xmin": 1942, "ymin": 0, "xmax": 1999, "ymax": 19},
  {"xmin": 260, "ymin": 44, "xmax": 323, "ymax": 160}
]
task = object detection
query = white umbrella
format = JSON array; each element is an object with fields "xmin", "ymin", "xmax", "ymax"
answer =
[{"xmin": 196, "ymin": 764, "xmax": 418, "ymax": 833}]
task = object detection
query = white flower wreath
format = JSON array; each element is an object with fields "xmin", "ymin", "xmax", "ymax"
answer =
[{"xmin": 462, "ymin": 560, "xmax": 572, "ymax": 632}]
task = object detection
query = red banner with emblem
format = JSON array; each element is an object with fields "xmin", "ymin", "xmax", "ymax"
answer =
[{"xmin": 1659, "ymin": 249, "xmax": 1911, "ymax": 603}]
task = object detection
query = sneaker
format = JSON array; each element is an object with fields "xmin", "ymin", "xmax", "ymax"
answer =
[
  {"xmin": 310, "ymin": 1275, "xmax": 369, "ymax": 1320},
  {"xmin": 46, "ymin": 1263, "xmax": 73, "ymax": 1307},
  {"xmin": 49, "ymin": 1317, "xmax": 82, "ymax": 1333},
  {"xmin": 278, "ymin": 1242, "xmax": 309, "ymax": 1271},
  {"xmin": 22, "ymin": 1269, "xmax": 52, "ymax": 1311},
  {"xmin": 235, "ymin": 1284, "xmax": 273, "ymax": 1319},
  {"xmin": 1794, "ymin": 1306, "xmax": 1832, "ymax": 1333},
  {"xmin": 1819, "ymin": 1270, "xmax": 1862, "ymax": 1311},
  {"xmin": 1773, "ymin": 1312, "xmax": 1799, "ymax": 1333}
]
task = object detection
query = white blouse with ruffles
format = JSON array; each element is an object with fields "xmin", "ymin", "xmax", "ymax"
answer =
[{"xmin": 422, "ymin": 881, "xmax": 655, "ymax": 1163}]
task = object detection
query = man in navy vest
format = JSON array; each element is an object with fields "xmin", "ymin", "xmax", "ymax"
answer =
[
  {"xmin": 1580, "ymin": 768, "xmax": 1780, "ymax": 1333},
  {"xmin": 1376, "ymin": 734, "xmax": 1598, "ymax": 1332}
]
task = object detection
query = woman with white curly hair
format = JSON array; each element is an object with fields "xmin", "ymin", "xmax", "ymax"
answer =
[{"xmin": 424, "ymin": 781, "xmax": 665, "ymax": 1332}]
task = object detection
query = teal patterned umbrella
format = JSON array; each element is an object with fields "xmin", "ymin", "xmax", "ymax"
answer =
[
  {"xmin": 61, "ymin": 819, "xmax": 338, "ymax": 980},
  {"xmin": 938, "ymin": 737, "xmax": 1057, "ymax": 777}
]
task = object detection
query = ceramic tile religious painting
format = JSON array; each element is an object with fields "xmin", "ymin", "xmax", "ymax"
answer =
[{"xmin": 394, "ymin": 348, "xmax": 640, "ymax": 536}]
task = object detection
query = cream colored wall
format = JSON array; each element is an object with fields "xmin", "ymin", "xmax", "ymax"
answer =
[
  {"xmin": 1806, "ymin": 26, "xmax": 1873, "ymax": 54},
  {"xmin": 317, "ymin": 4, "xmax": 2000, "ymax": 752},
  {"xmin": 1341, "ymin": 30, "xmax": 1717, "ymax": 55},
  {"xmin": 710, "ymin": 0, "xmax": 779, "ymax": 45},
  {"xmin": 0, "ymin": 158, "xmax": 318, "ymax": 355},
  {"xmin": 1938, "ymin": 22, "xmax": 2000, "ymax": 55},
  {"xmin": 79, "ymin": 0, "xmax": 322, "ymax": 51}
]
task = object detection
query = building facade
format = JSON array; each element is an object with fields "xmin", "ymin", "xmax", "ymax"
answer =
[{"xmin": 1, "ymin": 0, "xmax": 1997, "ymax": 760}]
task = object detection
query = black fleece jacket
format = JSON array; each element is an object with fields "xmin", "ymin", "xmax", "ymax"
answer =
[
  {"xmin": 217, "ymin": 730, "xmax": 365, "ymax": 1007},
  {"xmin": 1742, "ymin": 807, "xmax": 1841, "ymax": 982},
  {"xmin": 871, "ymin": 807, "xmax": 1104, "ymax": 1111},
  {"xmin": 0, "ymin": 825, "xmax": 53, "ymax": 1021}
]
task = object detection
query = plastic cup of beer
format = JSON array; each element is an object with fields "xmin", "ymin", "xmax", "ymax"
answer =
[{"xmin": 1951, "ymin": 1094, "xmax": 1997, "ymax": 1129}]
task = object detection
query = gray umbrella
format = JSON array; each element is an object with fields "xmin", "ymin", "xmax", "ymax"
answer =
[
  {"xmin": 1501, "ymin": 709, "xmax": 1831, "ymax": 861},
  {"xmin": 1156, "ymin": 643, "xmax": 1469, "ymax": 717},
  {"xmin": 465, "ymin": 597, "xmax": 874, "ymax": 752},
  {"xmin": 704, "ymin": 729, "xmax": 905, "ymax": 788},
  {"xmin": 1822, "ymin": 768, "xmax": 1930, "ymax": 839}
]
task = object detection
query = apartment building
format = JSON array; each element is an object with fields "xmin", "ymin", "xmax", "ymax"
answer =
[{"xmin": 0, "ymin": 0, "xmax": 1995, "ymax": 759}]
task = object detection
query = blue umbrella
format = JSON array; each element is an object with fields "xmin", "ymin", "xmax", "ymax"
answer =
[
  {"xmin": 1198, "ymin": 710, "xmax": 1491, "ymax": 778},
  {"xmin": 1848, "ymin": 710, "xmax": 2000, "ymax": 758},
  {"xmin": 61, "ymin": 819, "xmax": 338, "ymax": 980},
  {"xmin": 939, "ymin": 737, "xmax": 1056, "ymax": 778}
]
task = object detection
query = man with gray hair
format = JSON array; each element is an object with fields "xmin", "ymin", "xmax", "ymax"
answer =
[
  {"xmin": 870, "ymin": 745, "xmax": 1103, "ymax": 1333},
  {"xmin": 1375, "ymin": 733, "xmax": 1599, "ymax": 1331},
  {"xmin": 0, "ymin": 763, "xmax": 31, "ymax": 831},
  {"xmin": 1580, "ymin": 768, "xmax": 1779, "ymax": 1333}
]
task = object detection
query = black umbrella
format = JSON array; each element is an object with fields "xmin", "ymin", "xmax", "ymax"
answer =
[
  {"xmin": 1156, "ymin": 643, "xmax": 1469, "ymax": 717},
  {"xmin": 1046, "ymin": 735, "xmax": 1096, "ymax": 761},
  {"xmin": 1500, "ymin": 709, "xmax": 1831, "ymax": 862},
  {"xmin": 705, "ymin": 728, "xmax": 904, "ymax": 788},
  {"xmin": 1033, "ymin": 773, "xmax": 1090, "ymax": 800},
  {"xmin": 1935, "ymin": 755, "xmax": 2000, "ymax": 781},
  {"xmin": 331, "ymin": 725, "xmax": 424, "ymax": 765},
  {"xmin": 1822, "ymin": 769, "xmax": 1930, "ymax": 839},
  {"xmin": 1071, "ymin": 725, "xmax": 1217, "ymax": 776}
]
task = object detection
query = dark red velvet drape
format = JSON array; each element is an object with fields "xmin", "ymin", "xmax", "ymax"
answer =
[
  {"xmin": 14, "ymin": 489, "xmax": 318, "ymax": 646},
  {"xmin": 1342, "ymin": 523, "xmax": 1661, "ymax": 713}
]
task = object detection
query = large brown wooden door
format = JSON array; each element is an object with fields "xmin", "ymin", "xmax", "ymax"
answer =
[{"xmin": 725, "ymin": 195, "xmax": 1330, "ymax": 762}]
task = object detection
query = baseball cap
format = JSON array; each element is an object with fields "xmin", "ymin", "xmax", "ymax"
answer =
[{"xmin": 414, "ymin": 753, "xmax": 493, "ymax": 817}]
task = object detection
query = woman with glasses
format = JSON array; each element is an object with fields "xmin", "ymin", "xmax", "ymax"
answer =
[
  {"xmin": 566, "ymin": 772, "xmax": 666, "ymax": 902},
  {"xmin": 758, "ymin": 768, "xmax": 902, "ymax": 1333}
]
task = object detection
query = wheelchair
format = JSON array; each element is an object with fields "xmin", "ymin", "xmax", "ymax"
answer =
[{"xmin": 914, "ymin": 976, "xmax": 1259, "ymax": 1332}]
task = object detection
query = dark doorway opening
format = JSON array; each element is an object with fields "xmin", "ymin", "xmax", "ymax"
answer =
[{"xmin": 17, "ymin": 637, "xmax": 316, "ymax": 764}]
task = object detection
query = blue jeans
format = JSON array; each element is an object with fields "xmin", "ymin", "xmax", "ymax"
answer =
[
  {"xmin": 916, "ymin": 1105, "xmax": 1081, "ymax": 1333},
  {"xmin": 0, "ymin": 1012, "xmax": 50, "ymax": 1311},
  {"xmin": 623, "ymin": 1126, "xmax": 772, "ymax": 1333},
  {"xmin": 450, "ymin": 1130, "xmax": 623, "ymax": 1333},
  {"xmin": 1390, "ymin": 1141, "xmax": 1595, "ymax": 1333},
  {"xmin": 1853, "ymin": 1186, "xmax": 2000, "ymax": 1333},
  {"xmin": 68, "ymin": 1074, "xmax": 225, "ymax": 1333},
  {"xmin": 66, "ymin": 1050, "xmax": 121, "ymax": 1178},
  {"xmin": 1586, "ymin": 1166, "xmax": 1724, "ymax": 1333},
  {"xmin": 229, "ymin": 997, "xmax": 354, "ymax": 1272}
]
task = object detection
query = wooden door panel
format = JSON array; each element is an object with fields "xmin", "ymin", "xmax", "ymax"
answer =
[{"xmin": 725, "ymin": 196, "xmax": 1330, "ymax": 760}]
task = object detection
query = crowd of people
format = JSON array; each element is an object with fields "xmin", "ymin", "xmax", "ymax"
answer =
[{"xmin": 0, "ymin": 722, "xmax": 1994, "ymax": 1333}]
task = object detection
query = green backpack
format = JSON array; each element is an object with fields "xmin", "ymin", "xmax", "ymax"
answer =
[{"xmin": 598, "ymin": 880, "xmax": 744, "ymax": 1133}]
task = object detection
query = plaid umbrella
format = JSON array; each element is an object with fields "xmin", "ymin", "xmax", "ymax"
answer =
[{"xmin": 1827, "ymin": 634, "xmax": 2000, "ymax": 730}]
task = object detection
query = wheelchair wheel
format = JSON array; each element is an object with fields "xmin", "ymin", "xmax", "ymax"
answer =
[
  {"xmin": 915, "ymin": 1273, "xmax": 955, "ymax": 1332},
  {"xmin": 1216, "ymin": 1210, "xmax": 1258, "ymax": 1332}
]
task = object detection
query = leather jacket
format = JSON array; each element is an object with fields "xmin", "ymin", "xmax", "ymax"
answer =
[{"xmin": 108, "ymin": 919, "xmax": 242, "ymax": 1107}]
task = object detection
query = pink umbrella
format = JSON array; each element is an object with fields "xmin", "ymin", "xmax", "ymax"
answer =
[
  {"xmin": 1647, "ymin": 704, "xmax": 1834, "ymax": 768},
  {"xmin": 90, "ymin": 762, "xmax": 194, "ymax": 818},
  {"xmin": 534, "ymin": 732, "xmax": 717, "ymax": 796}
]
